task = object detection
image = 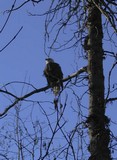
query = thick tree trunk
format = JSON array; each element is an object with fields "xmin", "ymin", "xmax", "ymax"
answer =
[{"xmin": 86, "ymin": 1, "xmax": 111, "ymax": 159}]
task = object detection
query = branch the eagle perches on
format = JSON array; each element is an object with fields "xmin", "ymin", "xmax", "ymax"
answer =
[{"xmin": 0, "ymin": 66, "xmax": 87, "ymax": 117}]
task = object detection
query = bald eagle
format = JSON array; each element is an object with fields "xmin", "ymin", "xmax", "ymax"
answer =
[{"xmin": 44, "ymin": 58, "xmax": 63, "ymax": 96}]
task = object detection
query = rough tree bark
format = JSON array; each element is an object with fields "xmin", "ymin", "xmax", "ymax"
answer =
[{"xmin": 85, "ymin": 1, "xmax": 112, "ymax": 160}]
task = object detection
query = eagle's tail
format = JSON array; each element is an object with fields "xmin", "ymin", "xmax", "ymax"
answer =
[
  {"xmin": 53, "ymin": 85, "xmax": 60, "ymax": 110},
  {"xmin": 52, "ymin": 80, "xmax": 63, "ymax": 96},
  {"xmin": 53, "ymin": 85, "xmax": 60, "ymax": 96}
]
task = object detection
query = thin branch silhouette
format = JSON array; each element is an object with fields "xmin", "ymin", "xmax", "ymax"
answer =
[{"xmin": 0, "ymin": 26, "xmax": 23, "ymax": 53}]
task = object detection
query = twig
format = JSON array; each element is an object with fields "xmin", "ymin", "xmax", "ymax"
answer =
[
  {"xmin": 106, "ymin": 97, "xmax": 117, "ymax": 104},
  {"xmin": 0, "ymin": 26, "xmax": 23, "ymax": 53},
  {"xmin": 0, "ymin": 0, "xmax": 17, "ymax": 33}
]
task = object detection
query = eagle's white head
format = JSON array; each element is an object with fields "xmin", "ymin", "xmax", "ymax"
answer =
[{"xmin": 45, "ymin": 58, "xmax": 54, "ymax": 64}]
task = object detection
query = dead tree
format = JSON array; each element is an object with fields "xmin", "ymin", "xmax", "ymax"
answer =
[
  {"xmin": 0, "ymin": 0, "xmax": 116, "ymax": 159},
  {"xmin": 85, "ymin": 1, "xmax": 111, "ymax": 159}
]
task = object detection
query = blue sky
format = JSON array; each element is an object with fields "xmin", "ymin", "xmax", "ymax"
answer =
[{"xmin": 0, "ymin": 1, "xmax": 117, "ymax": 159}]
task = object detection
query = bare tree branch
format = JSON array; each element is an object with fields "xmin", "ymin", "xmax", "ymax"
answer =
[
  {"xmin": 106, "ymin": 97, "xmax": 117, "ymax": 103},
  {"xmin": 0, "ymin": 26, "xmax": 23, "ymax": 53},
  {"xmin": 0, "ymin": 66, "xmax": 87, "ymax": 117},
  {"xmin": 92, "ymin": 0, "xmax": 117, "ymax": 32},
  {"xmin": 6, "ymin": 0, "xmax": 42, "ymax": 12},
  {"xmin": 63, "ymin": 66, "xmax": 87, "ymax": 82},
  {"xmin": 0, "ymin": 0, "xmax": 17, "ymax": 33},
  {"xmin": 105, "ymin": 61, "xmax": 117, "ymax": 101}
]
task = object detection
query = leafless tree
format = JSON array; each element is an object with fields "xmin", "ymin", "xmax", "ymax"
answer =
[{"xmin": 0, "ymin": 0, "xmax": 117, "ymax": 160}]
